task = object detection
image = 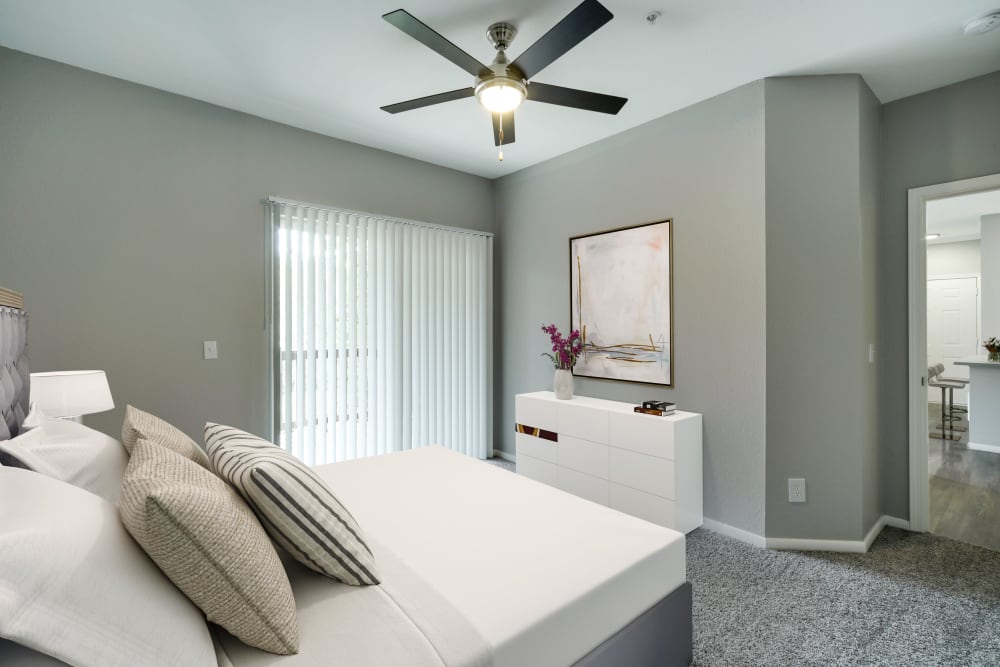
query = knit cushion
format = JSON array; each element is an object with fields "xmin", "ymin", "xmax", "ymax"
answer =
[
  {"xmin": 205, "ymin": 423, "xmax": 379, "ymax": 586},
  {"xmin": 119, "ymin": 439, "xmax": 299, "ymax": 655},
  {"xmin": 121, "ymin": 405, "xmax": 210, "ymax": 469}
]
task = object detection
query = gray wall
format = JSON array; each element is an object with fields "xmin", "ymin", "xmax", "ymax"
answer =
[
  {"xmin": 763, "ymin": 76, "xmax": 879, "ymax": 541},
  {"xmin": 983, "ymin": 214, "xmax": 1000, "ymax": 337},
  {"xmin": 859, "ymin": 80, "xmax": 882, "ymax": 534},
  {"xmin": 0, "ymin": 47, "xmax": 493, "ymax": 442},
  {"xmin": 879, "ymin": 71, "xmax": 1000, "ymax": 520},
  {"xmin": 927, "ymin": 240, "xmax": 982, "ymax": 277},
  {"xmin": 494, "ymin": 82, "xmax": 768, "ymax": 536}
]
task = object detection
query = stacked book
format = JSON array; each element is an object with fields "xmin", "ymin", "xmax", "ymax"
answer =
[{"xmin": 633, "ymin": 400, "xmax": 676, "ymax": 417}]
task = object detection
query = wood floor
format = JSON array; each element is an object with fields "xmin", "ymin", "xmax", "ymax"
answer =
[{"xmin": 928, "ymin": 403, "xmax": 1000, "ymax": 551}]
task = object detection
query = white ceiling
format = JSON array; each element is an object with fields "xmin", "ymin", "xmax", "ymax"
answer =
[
  {"xmin": 1, "ymin": 1, "xmax": 999, "ymax": 179},
  {"xmin": 926, "ymin": 188, "xmax": 1000, "ymax": 243}
]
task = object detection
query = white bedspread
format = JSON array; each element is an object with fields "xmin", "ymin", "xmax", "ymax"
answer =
[
  {"xmin": 318, "ymin": 446, "xmax": 687, "ymax": 667},
  {"xmin": 216, "ymin": 540, "xmax": 490, "ymax": 667}
]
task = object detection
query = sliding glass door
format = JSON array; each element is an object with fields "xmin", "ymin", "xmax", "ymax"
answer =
[{"xmin": 269, "ymin": 199, "xmax": 492, "ymax": 465}]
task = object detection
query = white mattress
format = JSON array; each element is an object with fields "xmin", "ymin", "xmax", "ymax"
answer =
[{"xmin": 317, "ymin": 446, "xmax": 687, "ymax": 667}]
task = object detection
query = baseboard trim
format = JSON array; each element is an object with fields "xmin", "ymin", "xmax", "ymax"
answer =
[
  {"xmin": 767, "ymin": 514, "xmax": 912, "ymax": 553},
  {"xmin": 766, "ymin": 536, "xmax": 870, "ymax": 553},
  {"xmin": 862, "ymin": 515, "xmax": 888, "ymax": 551},
  {"xmin": 968, "ymin": 441, "xmax": 1000, "ymax": 454},
  {"xmin": 882, "ymin": 515, "xmax": 910, "ymax": 530},
  {"xmin": 701, "ymin": 518, "xmax": 766, "ymax": 548},
  {"xmin": 492, "ymin": 450, "xmax": 516, "ymax": 463}
]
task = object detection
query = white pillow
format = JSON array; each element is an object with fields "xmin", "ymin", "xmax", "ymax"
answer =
[
  {"xmin": 0, "ymin": 416, "xmax": 127, "ymax": 503},
  {"xmin": 20, "ymin": 402, "xmax": 45, "ymax": 431},
  {"xmin": 0, "ymin": 467, "xmax": 217, "ymax": 667}
]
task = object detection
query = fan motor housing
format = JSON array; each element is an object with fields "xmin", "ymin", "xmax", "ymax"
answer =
[{"xmin": 487, "ymin": 22, "xmax": 517, "ymax": 51}]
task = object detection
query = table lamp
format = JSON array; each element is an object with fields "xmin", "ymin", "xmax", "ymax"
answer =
[{"xmin": 30, "ymin": 370, "xmax": 115, "ymax": 423}]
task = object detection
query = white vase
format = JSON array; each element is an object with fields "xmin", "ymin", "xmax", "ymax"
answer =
[{"xmin": 553, "ymin": 369, "xmax": 574, "ymax": 400}]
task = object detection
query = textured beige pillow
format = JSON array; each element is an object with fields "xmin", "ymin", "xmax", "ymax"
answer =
[
  {"xmin": 119, "ymin": 439, "xmax": 299, "ymax": 655},
  {"xmin": 121, "ymin": 405, "xmax": 210, "ymax": 469}
]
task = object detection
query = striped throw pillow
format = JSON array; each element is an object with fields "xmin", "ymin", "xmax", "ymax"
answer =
[
  {"xmin": 205, "ymin": 423, "xmax": 380, "ymax": 586},
  {"xmin": 121, "ymin": 405, "xmax": 211, "ymax": 469}
]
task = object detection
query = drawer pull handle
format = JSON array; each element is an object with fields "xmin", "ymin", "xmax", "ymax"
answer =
[{"xmin": 515, "ymin": 423, "xmax": 558, "ymax": 442}]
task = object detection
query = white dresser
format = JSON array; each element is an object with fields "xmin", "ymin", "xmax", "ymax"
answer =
[{"xmin": 514, "ymin": 391, "xmax": 703, "ymax": 533}]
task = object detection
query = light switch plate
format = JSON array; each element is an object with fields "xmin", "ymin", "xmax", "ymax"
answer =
[{"xmin": 203, "ymin": 340, "xmax": 218, "ymax": 360}]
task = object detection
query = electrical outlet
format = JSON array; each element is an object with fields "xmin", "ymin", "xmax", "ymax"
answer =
[
  {"xmin": 203, "ymin": 340, "xmax": 218, "ymax": 360},
  {"xmin": 788, "ymin": 478, "xmax": 806, "ymax": 503}
]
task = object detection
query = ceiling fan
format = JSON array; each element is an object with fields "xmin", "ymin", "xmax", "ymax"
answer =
[{"xmin": 380, "ymin": 0, "xmax": 627, "ymax": 157}]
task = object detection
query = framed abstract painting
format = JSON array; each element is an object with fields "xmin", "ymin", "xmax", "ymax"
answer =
[{"xmin": 569, "ymin": 219, "xmax": 673, "ymax": 386}]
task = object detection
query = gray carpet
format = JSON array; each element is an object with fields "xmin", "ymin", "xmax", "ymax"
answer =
[
  {"xmin": 484, "ymin": 457, "xmax": 515, "ymax": 472},
  {"xmin": 688, "ymin": 527, "xmax": 1000, "ymax": 666}
]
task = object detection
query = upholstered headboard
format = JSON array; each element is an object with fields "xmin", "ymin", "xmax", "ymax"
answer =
[{"xmin": 0, "ymin": 288, "xmax": 29, "ymax": 441}]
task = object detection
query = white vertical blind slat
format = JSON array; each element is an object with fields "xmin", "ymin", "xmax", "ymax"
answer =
[
  {"xmin": 273, "ymin": 202, "xmax": 490, "ymax": 463},
  {"xmin": 345, "ymin": 214, "xmax": 357, "ymax": 460},
  {"xmin": 335, "ymin": 213, "xmax": 348, "ymax": 462},
  {"xmin": 280, "ymin": 206, "xmax": 293, "ymax": 452},
  {"xmin": 303, "ymin": 206, "xmax": 317, "ymax": 466},
  {"xmin": 323, "ymin": 210, "xmax": 336, "ymax": 464},
  {"xmin": 315, "ymin": 209, "xmax": 328, "ymax": 466}
]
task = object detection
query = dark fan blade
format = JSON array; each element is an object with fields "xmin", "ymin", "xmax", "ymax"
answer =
[
  {"xmin": 383, "ymin": 9, "xmax": 488, "ymax": 77},
  {"xmin": 492, "ymin": 112, "xmax": 515, "ymax": 146},
  {"xmin": 528, "ymin": 82, "xmax": 626, "ymax": 114},
  {"xmin": 381, "ymin": 87, "xmax": 475, "ymax": 114},
  {"xmin": 510, "ymin": 0, "xmax": 613, "ymax": 79}
]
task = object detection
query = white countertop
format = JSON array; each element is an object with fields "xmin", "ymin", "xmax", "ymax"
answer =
[{"xmin": 955, "ymin": 356, "xmax": 1000, "ymax": 369}]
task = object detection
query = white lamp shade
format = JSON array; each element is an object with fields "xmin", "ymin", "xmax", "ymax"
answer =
[{"xmin": 30, "ymin": 370, "xmax": 115, "ymax": 418}]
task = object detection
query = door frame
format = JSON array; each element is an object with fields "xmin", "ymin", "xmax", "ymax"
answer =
[{"xmin": 908, "ymin": 173, "xmax": 1000, "ymax": 532}]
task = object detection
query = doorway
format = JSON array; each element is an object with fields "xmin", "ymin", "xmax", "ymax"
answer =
[{"xmin": 908, "ymin": 174, "xmax": 1000, "ymax": 551}]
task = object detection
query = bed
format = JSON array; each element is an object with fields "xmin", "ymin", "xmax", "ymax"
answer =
[{"xmin": 0, "ymin": 290, "xmax": 693, "ymax": 666}]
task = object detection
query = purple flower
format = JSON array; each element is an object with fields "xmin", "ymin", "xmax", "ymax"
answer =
[{"xmin": 540, "ymin": 323, "xmax": 582, "ymax": 370}]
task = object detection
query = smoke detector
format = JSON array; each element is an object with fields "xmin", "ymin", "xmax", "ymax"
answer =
[{"xmin": 964, "ymin": 10, "xmax": 1000, "ymax": 36}]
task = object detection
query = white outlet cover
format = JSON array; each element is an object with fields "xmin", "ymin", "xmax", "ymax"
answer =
[
  {"xmin": 203, "ymin": 340, "xmax": 218, "ymax": 360},
  {"xmin": 788, "ymin": 478, "xmax": 806, "ymax": 503}
]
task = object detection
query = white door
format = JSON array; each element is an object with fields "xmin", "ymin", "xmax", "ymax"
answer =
[{"xmin": 927, "ymin": 276, "xmax": 979, "ymax": 405}]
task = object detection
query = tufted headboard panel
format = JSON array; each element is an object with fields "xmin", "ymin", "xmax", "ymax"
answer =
[{"xmin": 0, "ymin": 289, "xmax": 29, "ymax": 441}]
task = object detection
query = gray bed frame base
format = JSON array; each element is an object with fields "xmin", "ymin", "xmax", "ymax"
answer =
[{"xmin": 573, "ymin": 582, "xmax": 693, "ymax": 667}]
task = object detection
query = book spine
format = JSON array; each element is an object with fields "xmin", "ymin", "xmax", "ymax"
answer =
[{"xmin": 634, "ymin": 406, "xmax": 664, "ymax": 416}]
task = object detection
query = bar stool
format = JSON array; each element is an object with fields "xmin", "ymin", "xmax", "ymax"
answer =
[
  {"xmin": 938, "ymin": 370, "xmax": 969, "ymax": 432},
  {"xmin": 928, "ymin": 363, "xmax": 965, "ymax": 442}
]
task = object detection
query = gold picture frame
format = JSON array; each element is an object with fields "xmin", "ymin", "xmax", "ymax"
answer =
[{"xmin": 569, "ymin": 219, "xmax": 674, "ymax": 387}]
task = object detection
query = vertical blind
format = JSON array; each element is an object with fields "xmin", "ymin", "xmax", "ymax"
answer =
[{"xmin": 269, "ymin": 199, "xmax": 493, "ymax": 465}]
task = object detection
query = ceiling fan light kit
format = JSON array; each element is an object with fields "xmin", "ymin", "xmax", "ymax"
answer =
[
  {"xmin": 476, "ymin": 79, "xmax": 526, "ymax": 113},
  {"xmin": 475, "ymin": 30, "xmax": 526, "ymax": 114},
  {"xmin": 380, "ymin": 0, "xmax": 628, "ymax": 159}
]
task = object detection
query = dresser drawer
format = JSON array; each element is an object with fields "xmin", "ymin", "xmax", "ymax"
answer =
[
  {"xmin": 515, "ymin": 432, "xmax": 557, "ymax": 464},
  {"xmin": 516, "ymin": 454, "xmax": 558, "ymax": 488},
  {"xmin": 515, "ymin": 394, "xmax": 558, "ymax": 433},
  {"xmin": 609, "ymin": 411, "xmax": 674, "ymax": 460},
  {"xmin": 610, "ymin": 448, "xmax": 675, "ymax": 499},
  {"xmin": 611, "ymin": 482, "xmax": 676, "ymax": 529},
  {"xmin": 559, "ymin": 435, "xmax": 609, "ymax": 479},
  {"xmin": 558, "ymin": 466, "xmax": 610, "ymax": 506},
  {"xmin": 558, "ymin": 401, "xmax": 610, "ymax": 443}
]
